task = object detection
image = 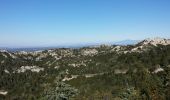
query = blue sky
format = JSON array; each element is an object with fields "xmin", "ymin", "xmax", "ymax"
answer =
[{"xmin": 0, "ymin": 0, "xmax": 170, "ymax": 47}]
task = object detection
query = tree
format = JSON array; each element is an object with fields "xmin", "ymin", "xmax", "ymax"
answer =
[
  {"xmin": 41, "ymin": 72, "xmax": 78, "ymax": 100},
  {"xmin": 119, "ymin": 87, "xmax": 141, "ymax": 100}
]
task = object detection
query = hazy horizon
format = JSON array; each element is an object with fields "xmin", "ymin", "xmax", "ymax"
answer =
[
  {"xmin": 0, "ymin": 0, "xmax": 170, "ymax": 47},
  {"xmin": 0, "ymin": 39, "xmax": 139, "ymax": 48}
]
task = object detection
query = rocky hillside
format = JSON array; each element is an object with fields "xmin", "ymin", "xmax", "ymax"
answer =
[
  {"xmin": 139, "ymin": 37, "xmax": 170, "ymax": 46},
  {"xmin": 0, "ymin": 38, "xmax": 170, "ymax": 99}
]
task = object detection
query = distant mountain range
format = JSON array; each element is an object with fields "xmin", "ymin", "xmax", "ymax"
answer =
[
  {"xmin": 1, "ymin": 41, "xmax": 138, "ymax": 51},
  {"xmin": 113, "ymin": 40, "xmax": 140, "ymax": 45},
  {"xmin": 2, "ymin": 38, "xmax": 170, "ymax": 52}
]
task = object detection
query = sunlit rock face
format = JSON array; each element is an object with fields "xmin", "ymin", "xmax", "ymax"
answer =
[
  {"xmin": 81, "ymin": 49, "xmax": 98, "ymax": 56},
  {"xmin": 140, "ymin": 37, "xmax": 170, "ymax": 46},
  {"xmin": 16, "ymin": 66, "xmax": 44, "ymax": 73}
]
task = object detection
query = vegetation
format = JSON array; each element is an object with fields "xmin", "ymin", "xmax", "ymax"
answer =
[{"xmin": 0, "ymin": 44, "xmax": 170, "ymax": 99}]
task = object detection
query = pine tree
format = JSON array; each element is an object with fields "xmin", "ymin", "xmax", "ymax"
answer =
[{"xmin": 41, "ymin": 72, "xmax": 78, "ymax": 100}]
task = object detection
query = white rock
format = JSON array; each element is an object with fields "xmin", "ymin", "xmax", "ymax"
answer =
[
  {"xmin": 8, "ymin": 53, "xmax": 17, "ymax": 59},
  {"xmin": 48, "ymin": 50, "xmax": 54, "ymax": 53},
  {"xmin": 62, "ymin": 75, "xmax": 79, "ymax": 81},
  {"xmin": 2, "ymin": 54, "xmax": 7, "ymax": 58},
  {"xmin": 81, "ymin": 49, "xmax": 98, "ymax": 56},
  {"xmin": 111, "ymin": 46, "xmax": 121, "ymax": 52},
  {"xmin": 142, "ymin": 37, "xmax": 170, "ymax": 46},
  {"xmin": 0, "ymin": 50, "xmax": 7, "ymax": 52},
  {"xmin": 17, "ymin": 66, "xmax": 44, "ymax": 73},
  {"xmin": 69, "ymin": 63, "xmax": 76, "ymax": 67},
  {"xmin": 4, "ymin": 69, "xmax": 10, "ymax": 74},
  {"xmin": 54, "ymin": 66, "xmax": 60, "ymax": 69},
  {"xmin": 0, "ymin": 90, "xmax": 8, "ymax": 95},
  {"xmin": 114, "ymin": 69, "xmax": 128, "ymax": 74},
  {"xmin": 152, "ymin": 67, "xmax": 164, "ymax": 73}
]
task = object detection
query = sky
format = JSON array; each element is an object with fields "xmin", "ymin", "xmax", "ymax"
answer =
[{"xmin": 0, "ymin": 0, "xmax": 170, "ymax": 47}]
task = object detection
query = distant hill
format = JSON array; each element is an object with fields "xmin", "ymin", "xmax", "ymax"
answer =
[
  {"xmin": 113, "ymin": 40, "xmax": 140, "ymax": 45},
  {"xmin": 0, "ymin": 40, "xmax": 140, "ymax": 52}
]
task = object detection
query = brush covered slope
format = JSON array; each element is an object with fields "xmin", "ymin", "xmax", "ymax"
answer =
[{"xmin": 0, "ymin": 38, "xmax": 170, "ymax": 100}]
